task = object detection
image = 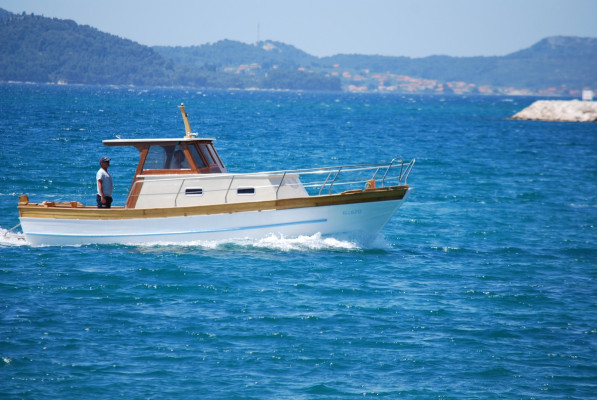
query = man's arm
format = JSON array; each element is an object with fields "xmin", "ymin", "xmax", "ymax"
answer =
[{"xmin": 98, "ymin": 179, "xmax": 106, "ymax": 204}]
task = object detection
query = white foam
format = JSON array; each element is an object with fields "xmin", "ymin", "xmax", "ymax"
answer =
[
  {"xmin": 132, "ymin": 232, "xmax": 363, "ymax": 252},
  {"xmin": 0, "ymin": 228, "xmax": 378, "ymax": 251},
  {"xmin": 0, "ymin": 227, "xmax": 28, "ymax": 246},
  {"xmin": 252, "ymin": 232, "xmax": 360, "ymax": 251}
]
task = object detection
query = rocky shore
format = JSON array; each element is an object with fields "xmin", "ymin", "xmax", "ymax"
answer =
[{"xmin": 512, "ymin": 100, "xmax": 597, "ymax": 122}]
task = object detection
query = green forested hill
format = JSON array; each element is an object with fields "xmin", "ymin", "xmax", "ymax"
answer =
[
  {"xmin": 0, "ymin": 12, "xmax": 175, "ymax": 86},
  {"xmin": 0, "ymin": 10, "xmax": 340, "ymax": 91},
  {"xmin": 1, "ymin": 8, "xmax": 595, "ymax": 94},
  {"xmin": 155, "ymin": 39, "xmax": 318, "ymax": 71}
]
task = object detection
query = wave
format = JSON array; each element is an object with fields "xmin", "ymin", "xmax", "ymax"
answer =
[
  {"xmin": 0, "ymin": 227, "xmax": 390, "ymax": 252},
  {"xmin": 136, "ymin": 232, "xmax": 364, "ymax": 252},
  {"xmin": 252, "ymin": 232, "xmax": 361, "ymax": 251},
  {"xmin": 0, "ymin": 227, "xmax": 28, "ymax": 246}
]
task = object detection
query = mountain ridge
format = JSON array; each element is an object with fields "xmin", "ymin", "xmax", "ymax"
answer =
[
  {"xmin": 158, "ymin": 36, "xmax": 596, "ymax": 95},
  {"xmin": 1, "ymin": 8, "xmax": 595, "ymax": 95}
]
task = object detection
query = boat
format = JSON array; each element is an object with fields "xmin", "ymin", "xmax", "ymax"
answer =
[{"xmin": 17, "ymin": 104, "xmax": 415, "ymax": 246}]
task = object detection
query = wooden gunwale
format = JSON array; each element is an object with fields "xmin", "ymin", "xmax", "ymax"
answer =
[{"xmin": 18, "ymin": 185, "xmax": 409, "ymax": 220}]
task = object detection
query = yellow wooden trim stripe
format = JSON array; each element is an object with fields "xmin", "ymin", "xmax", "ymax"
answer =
[{"xmin": 18, "ymin": 186, "xmax": 409, "ymax": 220}]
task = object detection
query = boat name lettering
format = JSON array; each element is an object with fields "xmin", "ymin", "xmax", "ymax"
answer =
[{"xmin": 342, "ymin": 209, "xmax": 362, "ymax": 215}]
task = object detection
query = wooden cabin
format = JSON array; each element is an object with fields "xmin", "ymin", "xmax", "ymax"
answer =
[{"xmin": 103, "ymin": 105, "xmax": 307, "ymax": 209}]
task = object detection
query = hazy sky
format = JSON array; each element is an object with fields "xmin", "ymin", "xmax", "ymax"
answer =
[{"xmin": 1, "ymin": 0, "xmax": 596, "ymax": 58}]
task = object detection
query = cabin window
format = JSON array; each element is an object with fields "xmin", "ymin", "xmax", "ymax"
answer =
[
  {"xmin": 185, "ymin": 187, "xmax": 203, "ymax": 196},
  {"xmin": 139, "ymin": 142, "xmax": 226, "ymax": 173},
  {"xmin": 142, "ymin": 145, "xmax": 191, "ymax": 170},
  {"xmin": 169, "ymin": 148, "xmax": 189, "ymax": 169},
  {"xmin": 237, "ymin": 187, "xmax": 255, "ymax": 195},
  {"xmin": 143, "ymin": 145, "xmax": 170, "ymax": 170},
  {"xmin": 188, "ymin": 145, "xmax": 207, "ymax": 169},
  {"xmin": 198, "ymin": 143, "xmax": 226, "ymax": 172},
  {"xmin": 200, "ymin": 144, "xmax": 215, "ymax": 165},
  {"xmin": 210, "ymin": 145, "xmax": 225, "ymax": 170}
]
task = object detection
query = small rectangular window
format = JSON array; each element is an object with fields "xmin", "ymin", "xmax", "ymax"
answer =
[
  {"xmin": 185, "ymin": 188, "xmax": 203, "ymax": 196},
  {"xmin": 237, "ymin": 187, "xmax": 255, "ymax": 195}
]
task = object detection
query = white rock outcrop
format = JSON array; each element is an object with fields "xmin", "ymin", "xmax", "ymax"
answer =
[{"xmin": 511, "ymin": 100, "xmax": 597, "ymax": 122}]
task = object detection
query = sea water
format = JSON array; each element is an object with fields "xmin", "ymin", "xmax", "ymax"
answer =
[{"xmin": 1, "ymin": 84, "xmax": 596, "ymax": 399}]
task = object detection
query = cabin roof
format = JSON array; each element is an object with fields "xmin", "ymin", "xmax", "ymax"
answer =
[{"xmin": 103, "ymin": 137, "xmax": 216, "ymax": 147}]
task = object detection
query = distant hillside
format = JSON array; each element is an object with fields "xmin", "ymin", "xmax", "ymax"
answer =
[
  {"xmin": 0, "ymin": 11, "xmax": 175, "ymax": 86},
  {"xmin": 0, "ymin": 9, "xmax": 340, "ymax": 91},
  {"xmin": 155, "ymin": 39, "xmax": 318, "ymax": 71},
  {"xmin": 156, "ymin": 37, "xmax": 597, "ymax": 95},
  {"xmin": 497, "ymin": 36, "xmax": 597, "ymax": 89},
  {"xmin": 1, "ymin": 8, "xmax": 595, "ymax": 95},
  {"xmin": 0, "ymin": 8, "xmax": 11, "ymax": 19}
]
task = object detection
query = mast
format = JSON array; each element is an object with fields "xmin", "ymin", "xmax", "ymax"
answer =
[{"xmin": 178, "ymin": 103, "xmax": 195, "ymax": 138}]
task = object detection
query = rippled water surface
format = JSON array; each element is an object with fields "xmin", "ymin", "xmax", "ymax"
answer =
[{"xmin": 1, "ymin": 84, "xmax": 596, "ymax": 399}]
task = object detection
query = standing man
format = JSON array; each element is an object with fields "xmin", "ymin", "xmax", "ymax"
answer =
[{"xmin": 97, "ymin": 156, "xmax": 113, "ymax": 208}]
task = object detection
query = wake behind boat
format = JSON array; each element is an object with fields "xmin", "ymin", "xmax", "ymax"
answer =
[{"xmin": 17, "ymin": 104, "xmax": 415, "ymax": 246}]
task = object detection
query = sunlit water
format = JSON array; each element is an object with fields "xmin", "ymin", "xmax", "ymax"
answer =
[{"xmin": 1, "ymin": 84, "xmax": 596, "ymax": 399}]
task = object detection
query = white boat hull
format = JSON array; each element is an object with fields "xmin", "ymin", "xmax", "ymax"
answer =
[{"xmin": 20, "ymin": 194, "xmax": 409, "ymax": 246}]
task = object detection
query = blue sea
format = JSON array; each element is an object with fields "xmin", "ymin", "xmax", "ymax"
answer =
[{"xmin": 1, "ymin": 84, "xmax": 596, "ymax": 399}]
